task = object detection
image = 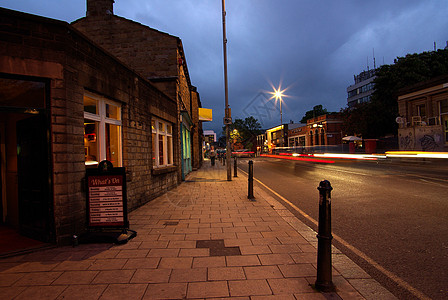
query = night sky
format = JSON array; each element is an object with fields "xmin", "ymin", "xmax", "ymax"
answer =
[{"xmin": 3, "ymin": 0, "xmax": 448, "ymax": 134}]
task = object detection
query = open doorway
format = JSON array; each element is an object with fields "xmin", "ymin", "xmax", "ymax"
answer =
[{"xmin": 0, "ymin": 75, "xmax": 53, "ymax": 256}]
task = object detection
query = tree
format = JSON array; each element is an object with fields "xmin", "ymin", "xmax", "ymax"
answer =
[
  {"xmin": 342, "ymin": 49, "xmax": 448, "ymax": 138},
  {"xmin": 222, "ymin": 116, "xmax": 263, "ymax": 149},
  {"xmin": 300, "ymin": 105, "xmax": 328, "ymax": 123}
]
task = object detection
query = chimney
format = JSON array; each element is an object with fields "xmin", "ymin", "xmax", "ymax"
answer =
[{"xmin": 87, "ymin": 0, "xmax": 115, "ymax": 16}]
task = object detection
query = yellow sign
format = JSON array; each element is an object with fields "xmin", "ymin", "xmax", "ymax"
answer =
[{"xmin": 199, "ymin": 108, "xmax": 213, "ymax": 121}]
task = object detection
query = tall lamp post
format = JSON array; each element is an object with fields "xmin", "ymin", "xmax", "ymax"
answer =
[
  {"xmin": 274, "ymin": 89, "xmax": 284, "ymax": 147},
  {"xmin": 222, "ymin": 0, "xmax": 232, "ymax": 181}
]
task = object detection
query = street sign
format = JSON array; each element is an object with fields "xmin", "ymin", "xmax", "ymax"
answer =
[{"xmin": 223, "ymin": 117, "xmax": 232, "ymax": 125}]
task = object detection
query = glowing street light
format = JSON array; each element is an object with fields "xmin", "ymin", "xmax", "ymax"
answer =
[
  {"xmin": 270, "ymin": 85, "xmax": 288, "ymax": 147},
  {"xmin": 273, "ymin": 88, "xmax": 285, "ymax": 126}
]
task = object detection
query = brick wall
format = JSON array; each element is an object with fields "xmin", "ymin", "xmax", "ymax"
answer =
[{"xmin": 0, "ymin": 8, "xmax": 178, "ymax": 244}]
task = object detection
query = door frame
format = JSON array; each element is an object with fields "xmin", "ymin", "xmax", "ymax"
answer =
[
  {"xmin": 0, "ymin": 122, "xmax": 6, "ymax": 224},
  {"xmin": 0, "ymin": 73, "xmax": 54, "ymax": 242}
]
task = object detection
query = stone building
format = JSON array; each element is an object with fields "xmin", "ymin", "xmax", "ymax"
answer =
[
  {"xmin": 397, "ymin": 75, "xmax": 448, "ymax": 151},
  {"xmin": 0, "ymin": 8, "xmax": 179, "ymax": 248},
  {"xmin": 72, "ymin": 0, "xmax": 203, "ymax": 180}
]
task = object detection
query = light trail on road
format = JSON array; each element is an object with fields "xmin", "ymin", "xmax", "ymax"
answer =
[{"xmin": 237, "ymin": 157, "xmax": 448, "ymax": 299}]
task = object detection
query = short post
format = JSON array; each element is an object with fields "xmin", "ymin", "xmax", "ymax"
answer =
[
  {"xmin": 315, "ymin": 180, "xmax": 335, "ymax": 292},
  {"xmin": 223, "ymin": 155, "xmax": 226, "ymax": 166},
  {"xmin": 233, "ymin": 157, "xmax": 238, "ymax": 177},
  {"xmin": 248, "ymin": 160, "xmax": 254, "ymax": 200}
]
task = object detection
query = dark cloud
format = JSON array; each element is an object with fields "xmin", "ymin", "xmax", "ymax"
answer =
[{"xmin": 3, "ymin": 0, "xmax": 447, "ymax": 134}]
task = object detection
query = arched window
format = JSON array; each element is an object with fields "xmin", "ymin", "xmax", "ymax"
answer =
[{"xmin": 321, "ymin": 129, "xmax": 325, "ymax": 146}]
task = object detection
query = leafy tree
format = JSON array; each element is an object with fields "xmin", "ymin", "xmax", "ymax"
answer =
[
  {"xmin": 222, "ymin": 116, "xmax": 263, "ymax": 148},
  {"xmin": 342, "ymin": 49, "xmax": 448, "ymax": 138},
  {"xmin": 300, "ymin": 105, "xmax": 328, "ymax": 123}
]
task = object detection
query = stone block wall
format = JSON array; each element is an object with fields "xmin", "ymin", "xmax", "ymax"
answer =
[
  {"xmin": 0, "ymin": 8, "xmax": 178, "ymax": 244},
  {"xmin": 72, "ymin": 15, "xmax": 179, "ymax": 82},
  {"xmin": 73, "ymin": 13, "xmax": 200, "ymax": 181}
]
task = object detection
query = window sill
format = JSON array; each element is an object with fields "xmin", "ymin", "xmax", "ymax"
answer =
[{"xmin": 152, "ymin": 165, "xmax": 177, "ymax": 175}]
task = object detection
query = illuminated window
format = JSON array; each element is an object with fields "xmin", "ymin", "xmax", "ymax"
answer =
[
  {"xmin": 84, "ymin": 93, "xmax": 122, "ymax": 167},
  {"xmin": 152, "ymin": 118, "xmax": 173, "ymax": 168}
]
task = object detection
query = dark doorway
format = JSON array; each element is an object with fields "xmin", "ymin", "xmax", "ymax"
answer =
[
  {"xmin": 0, "ymin": 75, "xmax": 53, "ymax": 250},
  {"xmin": 17, "ymin": 114, "xmax": 52, "ymax": 242}
]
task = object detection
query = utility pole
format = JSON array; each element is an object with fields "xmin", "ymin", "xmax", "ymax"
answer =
[{"xmin": 222, "ymin": 0, "xmax": 232, "ymax": 181}]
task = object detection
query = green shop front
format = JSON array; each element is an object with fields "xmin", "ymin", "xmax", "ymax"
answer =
[{"xmin": 180, "ymin": 111, "xmax": 192, "ymax": 180}]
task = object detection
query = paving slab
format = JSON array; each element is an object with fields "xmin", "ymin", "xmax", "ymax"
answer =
[{"xmin": 0, "ymin": 161, "xmax": 397, "ymax": 299}]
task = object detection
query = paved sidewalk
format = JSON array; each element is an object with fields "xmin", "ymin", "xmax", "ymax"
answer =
[{"xmin": 0, "ymin": 161, "xmax": 395, "ymax": 299}]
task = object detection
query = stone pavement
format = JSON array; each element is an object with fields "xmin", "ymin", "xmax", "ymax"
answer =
[{"xmin": 0, "ymin": 161, "xmax": 396, "ymax": 299}]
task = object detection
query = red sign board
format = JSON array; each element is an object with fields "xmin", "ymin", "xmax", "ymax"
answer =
[{"xmin": 87, "ymin": 173, "xmax": 126, "ymax": 227}]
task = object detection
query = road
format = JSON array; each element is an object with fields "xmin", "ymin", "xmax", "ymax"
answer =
[{"xmin": 237, "ymin": 156, "xmax": 448, "ymax": 300}]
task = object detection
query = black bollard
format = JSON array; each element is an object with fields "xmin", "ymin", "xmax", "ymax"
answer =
[
  {"xmin": 234, "ymin": 157, "xmax": 238, "ymax": 177},
  {"xmin": 223, "ymin": 155, "xmax": 226, "ymax": 166},
  {"xmin": 248, "ymin": 160, "xmax": 254, "ymax": 200},
  {"xmin": 315, "ymin": 180, "xmax": 335, "ymax": 292}
]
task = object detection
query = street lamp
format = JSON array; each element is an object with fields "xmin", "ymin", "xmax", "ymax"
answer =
[
  {"xmin": 273, "ymin": 87, "xmax": 285, "ymax": 147},
  {"xmin": 273, "ymin": 88, "xmax": 284, "ymax": 126},
  {"xmin": 221, "ymin": 0, "xmax": 231, "ymax": 180}
]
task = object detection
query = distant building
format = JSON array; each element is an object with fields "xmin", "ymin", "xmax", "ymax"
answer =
[
  {"xmin": 203, "ymin": 130, "xmax": 217, "ymax": 144},
  {"xmin": 307, "ymin": 114, "xmax": 343, "ymax": 147},
  {"xmin": 397, "ymin": 75, "xmax": 448, "ymax": 151},
  {"xmin": 256, "ymin": 133, "xmax": 267, "ymax": 155},
  {"xmin": 288, "ymin": 125, "xmax": 308, "ymax": 147},
  {"xmin": 265, "ymin": 124, "xmax": 290, "ymax": 151},
  {"xmin": 347, "ymin": 69, "xmax": 376, "ymax": 107}
]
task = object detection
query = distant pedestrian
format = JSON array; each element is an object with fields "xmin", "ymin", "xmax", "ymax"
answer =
[{"xmin": 209, "ymin": 146, "xmax": 216, "ymax": 166}]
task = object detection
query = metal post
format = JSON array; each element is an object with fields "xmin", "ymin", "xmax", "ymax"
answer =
[
  {"xmin": 223, "ymin": 155, "xmax": 226, "ymax": 166},
  {"xmin": 233, "ymin": 157, "xmax": 238, "ymax": 177},
  {"xmin": 315, "ymin": 180, "xmax": 335, "ymax": 292},
  {"xmin": 222, "ymin": 0, "xmax": 232, "ymax": 181},
  {"xmin": 248, "ymin": 160, "xmax": 254, "ymax": 200}
]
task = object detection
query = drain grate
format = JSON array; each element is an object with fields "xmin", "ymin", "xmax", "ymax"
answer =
[{"xmin": 196, "ymin": 239, "xmax": 241, "ymax": 256}]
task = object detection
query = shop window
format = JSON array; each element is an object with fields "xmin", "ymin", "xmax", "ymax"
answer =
[
  {"xmin": 152, "ymin": 118, "xmax": 173, "ymax": 168},
  {"xmin": 417, "ymin": 104, "xmax": 426, "ymax": 121},
  {"xmin": 84, "ymin": 93, "xmax": 122, "ymax": 167},
  {"xmin": 441, "ymin": 100, "xmax": 448, "ymax": 144},
  {"xmin": 321, "ymin": 129, "xmax": 325, "ymax": 146},
  {"xmin": 440, "ymin": 100, "xmax": 448, "ymax": 114}
]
